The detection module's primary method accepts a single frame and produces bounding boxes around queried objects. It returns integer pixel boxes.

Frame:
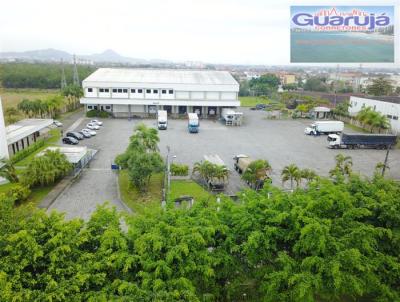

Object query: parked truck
[157,110,168,130]
[188,113,199,133]
[305,121,344,135]
[328,133,397,149]
[222,108,243,126]
[233,154,269,190]
[203,154,227,191]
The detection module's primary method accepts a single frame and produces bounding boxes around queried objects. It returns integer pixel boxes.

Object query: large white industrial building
[349,96,400,134]
[80,68,240,118]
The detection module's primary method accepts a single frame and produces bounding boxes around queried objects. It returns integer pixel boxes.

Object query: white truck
[222,108,243,126]
[157,110,168,130]
[188,113,199,133]
[304,121,344,135]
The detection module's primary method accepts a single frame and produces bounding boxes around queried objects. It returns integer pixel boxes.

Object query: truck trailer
[203,154,228,191]
[157,110,168,130]
[222,108,243,126]
[188,113,199,133]
[233,154,269,190]
[305,121,344,135]
[328,133,397,149]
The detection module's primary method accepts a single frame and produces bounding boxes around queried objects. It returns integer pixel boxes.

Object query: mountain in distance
[0,48,171,65]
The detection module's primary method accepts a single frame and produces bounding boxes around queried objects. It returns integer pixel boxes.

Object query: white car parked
[82,128,96,136]
[90,119,103,126]
[53,120,63,127]
[86,123,100,130]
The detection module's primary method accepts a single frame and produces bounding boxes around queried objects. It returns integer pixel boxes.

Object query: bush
[5,184,31,204]
[10,139,45,164]
[86,109,110,118]
[171,163,189,176]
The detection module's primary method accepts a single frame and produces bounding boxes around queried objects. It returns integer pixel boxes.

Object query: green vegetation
[169,180,212,201]
[239,96,271,107]
[242,159,271,190]
[0,63,95,89]
[170,163,189,176]
[356,106,390,133]
[192,160,229,186]
[0,157,19,183]
[249,73,280,96]
[304,76,329,92]
[20,149,72,188]
[367,77,394,96]
[118,170,162,214]
[1,165,400,301]
[0,88,59,110]
[86,109,110,118]
[116,124,164,193]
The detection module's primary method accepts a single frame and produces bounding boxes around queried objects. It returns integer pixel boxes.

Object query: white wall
[191,91,204,99]
[221,92,237,100]
[0,97,9,159]
[349,96,400,134]
[85,87,97,97]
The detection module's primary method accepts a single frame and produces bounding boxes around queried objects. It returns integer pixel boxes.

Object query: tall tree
[281,164,301,189]
[241,159,271,190]
[367,77,394,96]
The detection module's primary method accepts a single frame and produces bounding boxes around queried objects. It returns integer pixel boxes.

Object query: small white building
[6,119,54,156]
[349,96,400,134]
[80,68,240,118]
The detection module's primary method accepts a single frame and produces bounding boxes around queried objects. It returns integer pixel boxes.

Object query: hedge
[170,163,189,176]
[10,139,45,164]
[86,110,110,118]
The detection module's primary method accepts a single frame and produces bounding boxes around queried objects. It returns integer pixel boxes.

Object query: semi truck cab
[327,134,340,148]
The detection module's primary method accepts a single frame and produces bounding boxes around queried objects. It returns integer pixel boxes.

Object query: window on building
[88,105,93,110]
[146,89,151,94]
[123,89,128,93]
[153,89,158,94]
[106,106,111,110]
[131,89,136,93]
[162,89,167,94]
[88,88,93,92]
[138,89,143,93]
[168,89,173,94]
[387,115,393,119]
[112,89,117,93]
[99,88,104,93]
[393,116,399,120]
[118,89,122,93]
[104,88,109,92]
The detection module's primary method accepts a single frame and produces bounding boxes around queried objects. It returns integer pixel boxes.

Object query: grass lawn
[169,180,213,202]
[119,170,163,215]
[0,88,59,110]
[344,122,369,133]
[239,96,271,107]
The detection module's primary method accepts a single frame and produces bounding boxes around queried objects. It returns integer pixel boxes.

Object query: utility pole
[60,59,67,89]
[381,145,391,177]
[72,54,80,87]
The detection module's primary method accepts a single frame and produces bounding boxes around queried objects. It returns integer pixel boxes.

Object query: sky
[0,0,399,65]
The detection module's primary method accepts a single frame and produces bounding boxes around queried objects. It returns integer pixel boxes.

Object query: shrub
[5,184,31,204]
[86,109,110,118]
[171,163,189,176]
[21,150,72,188]
[10,139,45,164]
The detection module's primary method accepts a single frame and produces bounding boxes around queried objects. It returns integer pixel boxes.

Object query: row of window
[386,114,399,120]
[88,88,174,94]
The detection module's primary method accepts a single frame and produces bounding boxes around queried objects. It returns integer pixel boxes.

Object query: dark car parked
[62,137,79,145]
[66,131,84,140]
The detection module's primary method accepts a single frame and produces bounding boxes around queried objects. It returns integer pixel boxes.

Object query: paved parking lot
[49,108,400,218]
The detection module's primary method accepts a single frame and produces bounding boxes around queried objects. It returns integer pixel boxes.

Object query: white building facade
[80,68,240,118]
[349,96,400,134]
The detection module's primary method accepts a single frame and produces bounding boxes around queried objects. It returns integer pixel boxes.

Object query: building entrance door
[163,105,172,114]
[178,106,187,115]
[193,106,202,116]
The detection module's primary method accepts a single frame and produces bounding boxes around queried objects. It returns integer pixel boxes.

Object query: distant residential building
[80,68,240,118]
[280,74,296,85]
[349,96,400,134]
[244,71,261,80]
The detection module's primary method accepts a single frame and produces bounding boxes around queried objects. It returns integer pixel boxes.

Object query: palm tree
[0,157,19,183]
[130,123,160,152]
[300,168,318,187]
[213,165,229,183]
[281,164,301,189]
[333,154,353,176]
[242,159,271,189]
[17,99,34,117]
[192,161,214,183]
